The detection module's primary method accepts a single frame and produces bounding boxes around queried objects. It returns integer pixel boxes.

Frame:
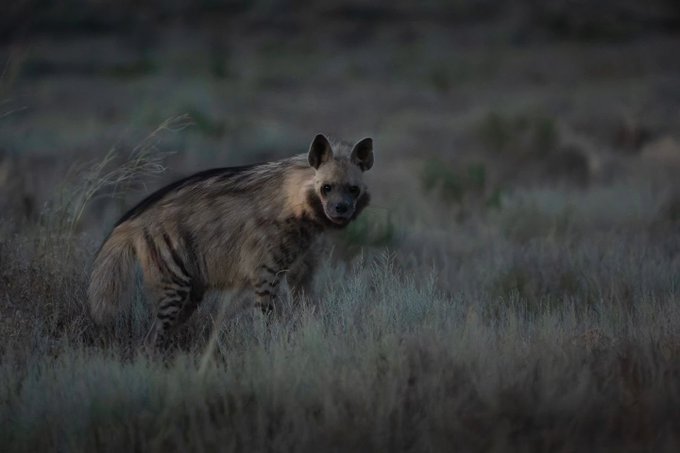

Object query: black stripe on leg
[158,301,182,313]
[157,311,178,321]
[161,275,189,289]
[260,264,278,275]
[254,279,278,288]
[178,223,203,285]
[164,288,189,299]
[162,232,191,278]
[160,296,186,306]
[143,228,163,269]
[259,304,274,316]
[144,229,190,285]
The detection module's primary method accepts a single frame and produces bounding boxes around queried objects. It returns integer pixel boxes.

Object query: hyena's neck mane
[229,153,370,230]
[218,156,345,231]
[114,153,365,231]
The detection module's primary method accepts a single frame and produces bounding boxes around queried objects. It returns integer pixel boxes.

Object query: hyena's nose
[335,202,349,214]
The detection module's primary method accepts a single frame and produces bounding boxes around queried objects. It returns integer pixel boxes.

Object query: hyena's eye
[321,184,332,195]
[349,186,360,196]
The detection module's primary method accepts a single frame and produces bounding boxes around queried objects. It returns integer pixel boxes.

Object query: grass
[2,155,679,450]
[2,240,680,452]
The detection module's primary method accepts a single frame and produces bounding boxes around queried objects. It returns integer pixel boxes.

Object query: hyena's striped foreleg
[286,250,317,303]
[251,233,317,314]
[251,263,284,315]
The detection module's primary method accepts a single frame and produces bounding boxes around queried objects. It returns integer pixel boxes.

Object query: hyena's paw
[254,298,288,326]
[143,320,176,354]
[257,302,275,316]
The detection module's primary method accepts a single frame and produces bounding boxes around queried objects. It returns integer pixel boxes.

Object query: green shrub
[340,208,395,248]
[420,159,497,209]
[477,111,559,158]
[429,64,451,94]
[421,158,464,203]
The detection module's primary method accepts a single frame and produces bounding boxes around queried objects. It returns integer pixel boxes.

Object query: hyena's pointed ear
[351,137,374,171]
[308,134,334,169]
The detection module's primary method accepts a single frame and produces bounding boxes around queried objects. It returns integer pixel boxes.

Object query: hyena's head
[307,134,373,228]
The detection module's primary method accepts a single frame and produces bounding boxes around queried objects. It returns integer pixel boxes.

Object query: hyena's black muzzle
[325,194,355,224]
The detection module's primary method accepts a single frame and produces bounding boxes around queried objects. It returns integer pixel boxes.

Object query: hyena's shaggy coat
[88,134,373,346]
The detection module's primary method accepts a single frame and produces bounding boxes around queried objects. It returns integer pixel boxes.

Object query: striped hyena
[88,134,373,347]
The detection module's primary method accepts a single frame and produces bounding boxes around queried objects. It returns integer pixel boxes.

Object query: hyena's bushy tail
[88,227,137,324]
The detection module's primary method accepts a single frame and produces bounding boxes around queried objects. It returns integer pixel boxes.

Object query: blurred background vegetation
[1,0,679,236]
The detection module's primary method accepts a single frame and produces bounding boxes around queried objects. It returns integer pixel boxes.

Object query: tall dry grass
[1,130,679,451]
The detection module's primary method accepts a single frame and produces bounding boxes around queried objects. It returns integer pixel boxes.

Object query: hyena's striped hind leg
[147,279,205,348]
[138,230,204,349]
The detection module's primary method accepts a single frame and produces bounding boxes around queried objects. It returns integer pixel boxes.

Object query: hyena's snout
[326,195,355,223]
[334,201,349,215]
